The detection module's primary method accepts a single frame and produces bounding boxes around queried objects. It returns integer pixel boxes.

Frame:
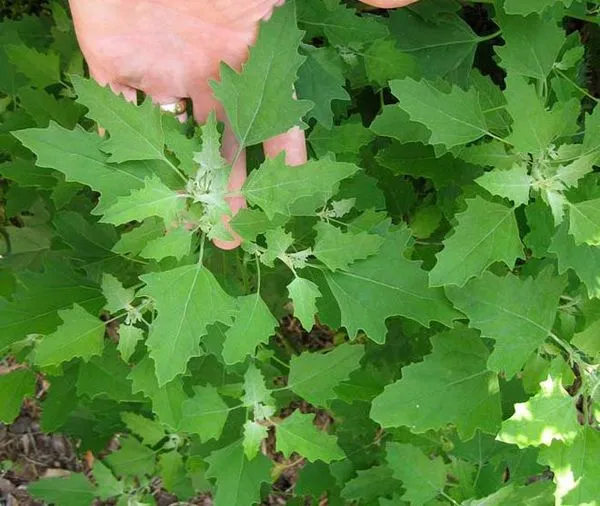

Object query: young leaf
[243,154,359,219]
[538,427,600,506]
[0,368,36,423]
[222,294,277,364]
[389,78,488,148]
[386,442,447,506]
[475,164,533,206]
[243,420,268,460]
[429,197,523,287]
[212,1,312,148]
[34,304,105,368]
[100,176,185,227]
[139,264,237,385]
[446,269,565,378]
[287,277,322,330]
[312,221,384,271]
[205,440,271,506]
[287,343,364,406]
[27,474,95,506]
[370,329,501,440]
[104,435,156,478]
[326,228,460,342]
[71,75,166,164]
[276,410,344,463]
[498,374,579,448]
[179,385,230,442]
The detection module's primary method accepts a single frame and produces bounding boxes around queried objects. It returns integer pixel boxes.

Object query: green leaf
[287,277,322,330]
[287,343,364,406]
[129,357,186,429]
[17,87,81,129]
[370,328,501,440]
[475,164,533,206]
[243,154,359,219]
[386,442,447,506]
[112,217,165,256]
[370,105,430,145]
[101,273,134,314]
[313,221,384,271]
[363,38,419,88]
[34,304,105,368]
[276,410,344,462]
[296,45,349,128]
[325,228,460,342]
[139,263,237,385]
[212,2,312,148]
[389,78,488,148]
[242,364,274,414]
[105,435,156,478]
[297,0,387,49]
[341,466,401,502]
[159,451,194,499]
[229,208,287,243]
[71,75,166,164]
[205,440,271,506]
[243,420,268,460]
[549,221,600,298]
[309,119,375,158]
[504,75,561,156]
[568,197,600,246]
[538,427,600,506]
[93,461,124,500]
[139,227,192,261]
[446,269,565,378]
[121,412,165,447]
[504,0,579,15]
[76,344,143,402]
[0,368,36,423]
[495,13,564,79]
[222,294,277,364]
[429,197,523,287]
[179,385,230,442]
[498,374,579,448]
[13,123,148,213]
[28,473,95,506]
[389,9,480,84]
[5,45,60,89]
[100,176,185,227]
[117,324,144,362]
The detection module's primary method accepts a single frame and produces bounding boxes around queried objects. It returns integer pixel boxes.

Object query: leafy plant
[1,0,600,505]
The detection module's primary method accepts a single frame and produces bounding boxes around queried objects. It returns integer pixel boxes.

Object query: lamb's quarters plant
[1,0,600,504]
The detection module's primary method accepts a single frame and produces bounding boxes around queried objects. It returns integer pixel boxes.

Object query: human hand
[68,0,417,248]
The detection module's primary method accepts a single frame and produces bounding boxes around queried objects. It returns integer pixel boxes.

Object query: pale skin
[68,0,418,248]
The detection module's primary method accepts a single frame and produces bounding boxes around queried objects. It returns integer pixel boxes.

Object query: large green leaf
[28,474,95,506]
[139,264,237,385]
[212,1,312,148]
[179,385,230,442]
[276,410,344,462]
[370,328,502,440]
[71,75,166,164]
[287,343,364,407]
[429,197,523,287]
[325,228,460,342]
[446,269,565,378]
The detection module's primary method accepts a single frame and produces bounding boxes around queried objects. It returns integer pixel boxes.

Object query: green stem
[553,68,600,104]
[478,29,502,42]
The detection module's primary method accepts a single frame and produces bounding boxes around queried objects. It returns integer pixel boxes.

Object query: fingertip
[263,126,307,166]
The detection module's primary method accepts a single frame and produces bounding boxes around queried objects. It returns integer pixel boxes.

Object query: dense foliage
[1,0,600,504]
